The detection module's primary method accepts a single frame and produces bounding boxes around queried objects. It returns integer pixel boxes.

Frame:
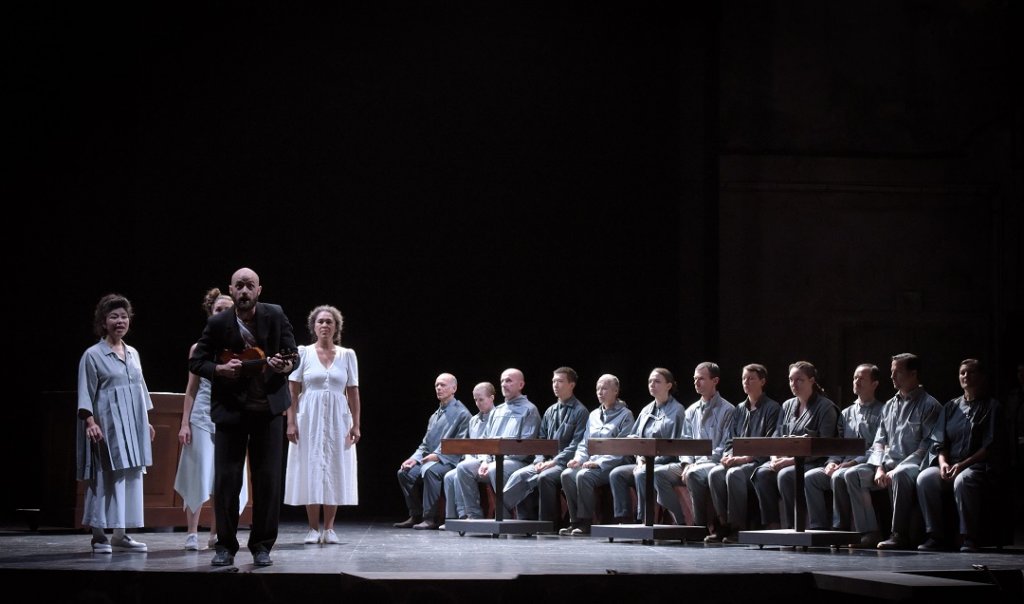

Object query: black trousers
[214,411,283,555]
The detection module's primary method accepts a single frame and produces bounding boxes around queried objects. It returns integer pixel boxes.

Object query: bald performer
[394,373,471,530]
[190,267,297,568]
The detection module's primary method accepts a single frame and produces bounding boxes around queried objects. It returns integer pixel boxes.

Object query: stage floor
[2,520,1022,603]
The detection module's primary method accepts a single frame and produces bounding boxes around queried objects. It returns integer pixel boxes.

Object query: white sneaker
[322,529,340,544]
[303,529,321,544]
[91,538,112,554]
[111,535,148,552]
[208,534,218,548]
[438,524,446,531]
[184,533,199,551]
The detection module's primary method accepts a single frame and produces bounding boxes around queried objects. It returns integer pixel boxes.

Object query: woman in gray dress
[77,293,155,553]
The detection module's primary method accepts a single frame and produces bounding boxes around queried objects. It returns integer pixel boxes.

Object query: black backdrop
[13,4,714,521]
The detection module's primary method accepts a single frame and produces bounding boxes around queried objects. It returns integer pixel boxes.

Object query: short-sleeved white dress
[284,345,359,506]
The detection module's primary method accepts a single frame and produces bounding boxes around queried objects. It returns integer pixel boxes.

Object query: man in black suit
[190,267,296,567]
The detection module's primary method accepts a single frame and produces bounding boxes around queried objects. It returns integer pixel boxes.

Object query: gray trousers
[751,463,797,527]
[503,463,566,521]
[609,464,640,520]
[455,457,527,519]
[653,462,688,525]
[682,462,717,527]
[708,461,758,529]
[443,468,460,519]
[397,460,455,519]
[805,466,855,530]
[846,462,918,534]
[561,464,617,523]
[917,465,986,538]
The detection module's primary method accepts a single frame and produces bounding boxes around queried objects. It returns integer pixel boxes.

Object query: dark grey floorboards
[1,520,1022,603]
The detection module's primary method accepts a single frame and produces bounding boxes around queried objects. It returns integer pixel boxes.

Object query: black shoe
[253,551,273,567]
[211,550,234,566]
[917,536,943,552]
[959,538,978,553]
[877,532,907,550]
[393,516,422,529]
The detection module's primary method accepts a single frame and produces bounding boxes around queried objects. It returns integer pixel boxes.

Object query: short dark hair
[553,366,578,384]
[743,364,768,380]
[856,363,881,382]
[695,361,720,379]
[93,293,133,337]
[959,358,984,373]
[892,353,921,374]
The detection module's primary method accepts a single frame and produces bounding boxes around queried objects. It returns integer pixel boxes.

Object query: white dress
[284,345,359,506]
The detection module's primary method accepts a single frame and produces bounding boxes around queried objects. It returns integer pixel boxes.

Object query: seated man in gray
[454,368,541,519]
[845,353,942,549]
[655,362,734,527]
[704,364,780,542]
[394,373,471,529]
[805,363,883,531]
[504,367,589,524]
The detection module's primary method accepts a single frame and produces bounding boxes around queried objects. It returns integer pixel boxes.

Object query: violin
[218,346,298,377]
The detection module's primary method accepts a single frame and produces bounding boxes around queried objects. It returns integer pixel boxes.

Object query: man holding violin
[190,267,297,567]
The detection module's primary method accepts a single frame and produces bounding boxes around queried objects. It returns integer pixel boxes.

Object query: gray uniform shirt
[724,395,781,464]
[940,396,1000,466]
[774,393,839,465]
[573,401,635,470]
[533,396,589,465]
[828,400,883,465]
[411,398,471,466]
[483,394,542,462]
[630,396,687,464]
[868,386,943,471]
[680,393,735,464]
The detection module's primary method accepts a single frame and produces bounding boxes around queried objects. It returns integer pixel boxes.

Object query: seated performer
[804,363,883,532]
[503,367,588,524]
[560,374,635,535]
[441,382,495,529]
[608,368,686,523]
[703,364,780,543]
[394,373,471,529]
[454,368,541,519]
[917,358,1001,552]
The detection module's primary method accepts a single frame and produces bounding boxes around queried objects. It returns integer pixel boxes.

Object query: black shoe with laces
[253,551,273,567]
[211,550,234,566]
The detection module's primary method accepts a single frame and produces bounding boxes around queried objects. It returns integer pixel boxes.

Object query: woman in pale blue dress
[173,288,248,551]
[77,294,154,553]
[285,305,361,545]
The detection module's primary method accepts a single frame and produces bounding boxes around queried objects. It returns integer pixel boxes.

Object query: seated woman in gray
[917,358,1001,552]
[751,361,838,529]
[560,374,635,535]
[608,368,686,523]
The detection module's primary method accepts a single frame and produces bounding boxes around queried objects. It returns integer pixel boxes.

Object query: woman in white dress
[173,288,248,550]
[285,305,361,544]
[77,293,154,553]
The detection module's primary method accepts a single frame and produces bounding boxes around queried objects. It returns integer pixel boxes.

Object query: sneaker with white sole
[91,538,112,554]
[208,534,218,548]
[111,535,148,552]
[303,529,321,544]
[184,533,199,551]
[322,529,340,544]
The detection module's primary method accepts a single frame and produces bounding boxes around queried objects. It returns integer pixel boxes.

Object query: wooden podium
[589,438,711,544]
[441,438,558,537]
[732,437,865,548]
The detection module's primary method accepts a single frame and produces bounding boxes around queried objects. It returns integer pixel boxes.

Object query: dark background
[8,1,1021,524]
